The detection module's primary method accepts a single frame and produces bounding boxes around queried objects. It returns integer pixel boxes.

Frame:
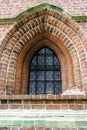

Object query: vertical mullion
[53,53,55,94]
[44,48,46,94]
[59,65,62,93]
[36,55,38,94]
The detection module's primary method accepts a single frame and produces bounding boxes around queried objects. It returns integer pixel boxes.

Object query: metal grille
[29,47,62,94]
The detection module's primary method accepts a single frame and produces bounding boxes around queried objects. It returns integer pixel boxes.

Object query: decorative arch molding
[15,34,74,94]
[0,4,87,95]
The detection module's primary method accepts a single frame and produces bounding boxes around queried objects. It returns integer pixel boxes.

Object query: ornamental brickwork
[0,1,87,129]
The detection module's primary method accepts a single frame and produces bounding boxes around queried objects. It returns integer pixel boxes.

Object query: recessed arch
[0,5,87,94]
[15,33,74,94]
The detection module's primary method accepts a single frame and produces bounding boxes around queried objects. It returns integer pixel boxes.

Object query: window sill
[0,94,86,100]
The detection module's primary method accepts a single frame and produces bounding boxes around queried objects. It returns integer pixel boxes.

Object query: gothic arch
[0,5,87,94]
[15,34,74,94]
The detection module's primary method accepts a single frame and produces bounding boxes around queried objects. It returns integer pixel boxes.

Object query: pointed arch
[0,5,87,94]
[15,34,74,94]
[28,46,62,95]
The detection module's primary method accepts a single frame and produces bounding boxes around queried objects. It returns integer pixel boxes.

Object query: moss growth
[0,3,87,23]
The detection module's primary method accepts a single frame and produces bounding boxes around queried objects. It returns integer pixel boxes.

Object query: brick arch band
[0,7,87,95]
[16,34,74,94]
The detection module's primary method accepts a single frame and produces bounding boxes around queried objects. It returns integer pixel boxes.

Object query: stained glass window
[29,47,62,94]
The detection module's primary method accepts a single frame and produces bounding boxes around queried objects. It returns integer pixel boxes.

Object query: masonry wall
[1,0,87,43]
[1,0,87,18]
[0,0,87,129]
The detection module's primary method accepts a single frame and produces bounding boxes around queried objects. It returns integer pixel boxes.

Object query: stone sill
[0,94,86,100]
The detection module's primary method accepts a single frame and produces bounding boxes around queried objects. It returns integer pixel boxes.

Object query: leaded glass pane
[38,56,44,65]
[54,71,61,80]
[46,56,53,65]
[38,48,45,54]
[46,82,53,94]
[46,48,52,53]
[54,56,59,65]
[31,56,37,65]
[46,71,53,80]
[37,81,44,94]
[30,72,36,80]
[29,47,62,95]
[37,71,45,80]
[54,82,62,94]
[29,82,36,94]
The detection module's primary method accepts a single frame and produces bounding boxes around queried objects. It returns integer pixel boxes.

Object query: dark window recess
[29,47,62,94]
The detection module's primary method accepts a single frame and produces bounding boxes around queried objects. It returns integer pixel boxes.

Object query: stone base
[0,110,87,127]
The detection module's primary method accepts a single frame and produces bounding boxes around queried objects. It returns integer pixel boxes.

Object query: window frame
[29,47,62,95]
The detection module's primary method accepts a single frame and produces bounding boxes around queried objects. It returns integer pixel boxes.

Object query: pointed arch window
[29,47,62,94]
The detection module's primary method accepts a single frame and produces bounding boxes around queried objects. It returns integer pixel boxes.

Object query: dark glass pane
[37,71,45,80]
[54,56,59,65]
[46,71,53,80]
[46,48,52,53]
[37,81,44,94]
[46,56,53,65]
[31,65,36,70]
[46,65,53,70]
[54,82,62,94]
[31,56,37,65]
[54,65,60,70]
[54,71,61,80]
[30,72,36,80]
[38,48,45,54]
[46,82,53,94]
[38,56,44,65]
[37,65,44,70]
[29,47,62,95]
[29,82,36,94]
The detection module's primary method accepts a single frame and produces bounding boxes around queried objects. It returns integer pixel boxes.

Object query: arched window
[29,47,62,95]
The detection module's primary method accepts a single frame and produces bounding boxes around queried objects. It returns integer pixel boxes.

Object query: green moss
[0,3,87,24]
[72,16,87,21]
[0,120,87,127]
[22,121,34,126]
[0,120,11,126]
[46,121,57,127]
[75,121,87,126]
[35,120,46,126]
[11,120,21,126]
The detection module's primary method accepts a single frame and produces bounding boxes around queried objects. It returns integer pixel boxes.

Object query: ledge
[0,110,87,127]
[0,3,87,23]
[0,94,86,100]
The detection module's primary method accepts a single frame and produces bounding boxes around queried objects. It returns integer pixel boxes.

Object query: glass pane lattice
[29,47,62,94]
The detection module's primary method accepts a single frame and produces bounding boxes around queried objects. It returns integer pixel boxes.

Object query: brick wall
[0,127,86,130]
[0,7,87,95]
[0,95,86,110]
[0,1,87,128]
[0,0,87,19]
[1,0,87,43]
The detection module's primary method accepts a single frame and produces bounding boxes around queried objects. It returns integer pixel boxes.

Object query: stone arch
[0,5,87,94]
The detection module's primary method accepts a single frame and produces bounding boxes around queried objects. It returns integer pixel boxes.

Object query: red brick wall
[0,127,86,130]
[0,1,87,43]
[0,8,87,95]
[0,1,87,112]
[0,0,87,18]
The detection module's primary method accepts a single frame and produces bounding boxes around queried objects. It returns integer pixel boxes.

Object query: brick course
[0,127,86,130]
[0,95,86,110]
